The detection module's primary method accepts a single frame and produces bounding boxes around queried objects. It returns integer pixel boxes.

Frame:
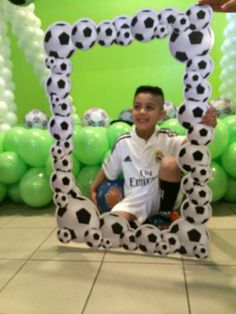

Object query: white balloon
[5,112,17,126]
[0,67,12,81]
[7,103,17,112]
[0,101,8,114]
[0,123,11,132]
[0,78,6,93]
[2,90,15,104]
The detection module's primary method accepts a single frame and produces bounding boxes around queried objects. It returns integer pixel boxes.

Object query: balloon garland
[44,4,214,259]
[219,13,236,113]
[0,0,49,131]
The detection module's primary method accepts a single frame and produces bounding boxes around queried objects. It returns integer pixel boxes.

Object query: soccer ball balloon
[186,4,213,31]
[120,229,138,251]
[158,8,179,33]
[135,224,161,253]
[114,15,134,46]
[72,19,97,50]
[7,0,34,6]
[48,116,74,141]
[184,79,212,102]
[169,27,214,63]
[45,74,71,99]
[44,22,75,59]
[131,9,158,42]
[172,13,190,33]
[24,109,48,129]
[97,20,117,47]
[180,199,212,224]
[187,123,214,145]
[83,108,110,127]
[186,55,214,79]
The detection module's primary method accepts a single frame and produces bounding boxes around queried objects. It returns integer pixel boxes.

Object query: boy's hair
[134,85,165,107]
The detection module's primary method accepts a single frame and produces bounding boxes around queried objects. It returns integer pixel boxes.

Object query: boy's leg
[158,156,181,217]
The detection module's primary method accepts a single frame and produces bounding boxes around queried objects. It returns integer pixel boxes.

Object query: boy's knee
[159,156,181,181]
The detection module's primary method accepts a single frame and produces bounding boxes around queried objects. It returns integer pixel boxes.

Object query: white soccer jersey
[103,127,185,223]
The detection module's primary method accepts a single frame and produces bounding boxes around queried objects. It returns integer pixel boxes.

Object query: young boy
[90,85,217,228]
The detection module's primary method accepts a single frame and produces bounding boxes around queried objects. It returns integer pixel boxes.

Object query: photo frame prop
[44,4,215,259]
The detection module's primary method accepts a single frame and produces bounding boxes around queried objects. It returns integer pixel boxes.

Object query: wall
[8,0,227,122]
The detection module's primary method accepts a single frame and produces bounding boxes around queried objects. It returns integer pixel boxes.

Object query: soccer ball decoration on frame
[44,4,215,259]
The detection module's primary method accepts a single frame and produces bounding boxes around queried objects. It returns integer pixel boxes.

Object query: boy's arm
[89,167,108,206]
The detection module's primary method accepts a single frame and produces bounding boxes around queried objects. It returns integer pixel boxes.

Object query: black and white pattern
[44,4,214,259]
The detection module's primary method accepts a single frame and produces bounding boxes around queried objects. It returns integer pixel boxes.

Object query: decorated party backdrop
[7,0,226,121]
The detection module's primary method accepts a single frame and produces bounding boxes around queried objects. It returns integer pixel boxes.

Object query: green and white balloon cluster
[43,4,215,259]
[220,13,236,112]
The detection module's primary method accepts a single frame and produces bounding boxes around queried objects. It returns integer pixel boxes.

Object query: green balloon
[208,119,229,159]
[223,115,236,144]
[223,176,236,203]
[3,126,27,154]
[0,131,6,153]
[107,122,131,148]
[19,167,53,207]
[74,127,109,165]
[8,183,24,204]
[208,161,228,202]
[158,118,186,135]
[0,152,27,184]
[45,153,80,177]
[18,129,53,167]
[0,183,7,203]
[76,165,100,197]
[220,143,236,178]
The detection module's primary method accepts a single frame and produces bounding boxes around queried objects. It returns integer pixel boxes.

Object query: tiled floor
[0,201,236,314]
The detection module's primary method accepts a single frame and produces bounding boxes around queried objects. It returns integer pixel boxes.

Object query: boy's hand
[201,106,217,128]
[198,0,236,12]
[90,189,98,206]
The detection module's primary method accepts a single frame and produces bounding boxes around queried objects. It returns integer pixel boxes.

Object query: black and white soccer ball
[170,218,210,256]
[56,139,74,155]
[186,55,214,78]
[44,22,75,59]
[100,213,130,248]
[50,94,62,107]
[193,243,209,259]
[131,8,158,42]
[24,109,48,129]
[114,15,134,46]
[51,145,64,161]
[187,123,214,145]
[184,79,212,102]
[45,74,71,99]
[156,241,170,255]
[49,116,74,141]
[181,173,195,194]
[160,230,180,254]
[51,58,72,76]
[84,228,103,248]
[190,165,212,184]
[186,183,212,206]
[180,199,212,224]
[53,155,73,172]
[101,237,112,249]
[177,100,210,130]
[71,18,97,50]
[177,143,211,172]
[183,70,203,87]
[53,192,69,208]
[120,229,138,251]
[50,171,76,193]
[186,4,213,31]
[135,224,161,253]
[154,24,169,39]
[50,98,72,117]
[57,228,72,244]
[172,12,190,33]
[56,194,100,243]
[158,7,179,33]
[169,27,214,63]
[45,56,56,69]
[97,20,117,47]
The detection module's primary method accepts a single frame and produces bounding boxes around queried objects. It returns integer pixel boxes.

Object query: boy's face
[132,92,165,132]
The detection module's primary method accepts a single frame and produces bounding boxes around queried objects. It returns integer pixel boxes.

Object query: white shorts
[111,188,183,225]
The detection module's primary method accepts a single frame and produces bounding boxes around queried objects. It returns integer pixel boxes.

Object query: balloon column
[0,0,49,131]
[219,13,236,113]
[44,4,214,259]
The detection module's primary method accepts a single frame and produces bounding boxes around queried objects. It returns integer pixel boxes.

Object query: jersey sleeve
[102,141,122,180]
[157,129,186,157]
